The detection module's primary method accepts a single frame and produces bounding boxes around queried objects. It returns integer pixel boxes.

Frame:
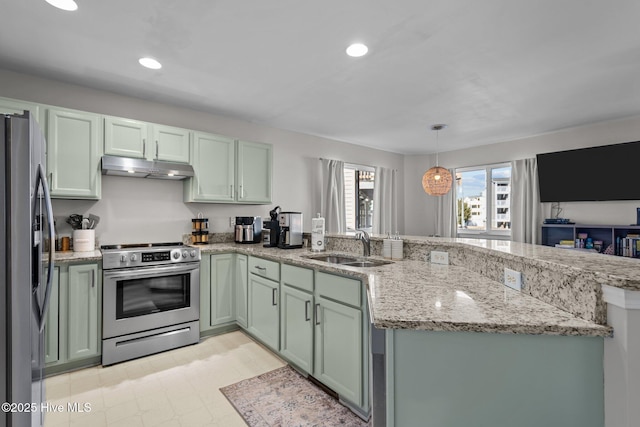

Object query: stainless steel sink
[304,254,393,268]
[341,260,393,267]
[305,255,359,264]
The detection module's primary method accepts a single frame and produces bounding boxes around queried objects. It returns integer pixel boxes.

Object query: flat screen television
[536,141,640,202]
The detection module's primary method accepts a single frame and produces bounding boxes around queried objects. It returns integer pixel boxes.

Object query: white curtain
[320,159,346,233]
[511,158,541,244]
[373,166,397,235]
[434,168,457,237]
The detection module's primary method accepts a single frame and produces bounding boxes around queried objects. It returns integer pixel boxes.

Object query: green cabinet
[236,140,272,204]
[67,263,100,360]
[247,257,280,351]
[184,135,272,204]
[185,131,236,202]
[44,267,59,364]
[210,254,235,325]
[313,271,367,410]
[46,108,102,199]
[45,261,101,374]
[235,254,248,328]
[104,116,190,163]
[280,264,314,373]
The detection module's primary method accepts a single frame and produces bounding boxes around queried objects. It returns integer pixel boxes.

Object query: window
[344,164,375,232]
[455,163,511,238]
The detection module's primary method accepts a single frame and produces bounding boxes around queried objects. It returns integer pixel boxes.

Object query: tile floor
[44,331,286,427]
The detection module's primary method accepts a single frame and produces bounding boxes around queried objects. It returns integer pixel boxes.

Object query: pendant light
[422,124,453,196]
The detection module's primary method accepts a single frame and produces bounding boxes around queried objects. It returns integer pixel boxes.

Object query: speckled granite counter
[52,250,102,263]
[196,243,610,337]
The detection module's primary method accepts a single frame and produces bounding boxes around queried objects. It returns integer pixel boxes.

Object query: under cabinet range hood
[101,155,194,180]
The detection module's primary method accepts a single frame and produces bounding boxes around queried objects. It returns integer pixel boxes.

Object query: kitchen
[3,1,640,427]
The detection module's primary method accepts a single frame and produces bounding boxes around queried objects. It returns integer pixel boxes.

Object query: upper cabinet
[46,108,102,199]
[237,140,273,204]
[185,133,272,204]
[104,116,190,163]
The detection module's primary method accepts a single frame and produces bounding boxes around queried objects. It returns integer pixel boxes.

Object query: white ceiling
[2,0,640,154]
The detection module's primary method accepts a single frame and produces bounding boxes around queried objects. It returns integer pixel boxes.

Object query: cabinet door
[210,254,235,326]
[184,132,235,202]
[280,284,313,373]
[104,116,147,158]
[237,140,272,203]
[44,267,59,364]
[153,124,190,163]
[247,274,279,350]
[0,97,43,125]
[67,263,100,361]
[47,108,102,199]
[235,254,248,328]
[314,296,362,405]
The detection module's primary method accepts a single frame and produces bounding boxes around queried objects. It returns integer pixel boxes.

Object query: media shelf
[541,223,640,257]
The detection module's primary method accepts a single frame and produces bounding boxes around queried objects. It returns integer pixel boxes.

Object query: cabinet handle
[143,138,146,157]
[230,184,233,197]
[155,140,159,159]
[315,303,321,325]
[240,185,244,199]
[91,269,95,288]
[49,173,53,188]
[305,300,311,321]
[272,288,277,306]
[254,265,266,271]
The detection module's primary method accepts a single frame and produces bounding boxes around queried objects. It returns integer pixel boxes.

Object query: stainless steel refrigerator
[1,112,55,427]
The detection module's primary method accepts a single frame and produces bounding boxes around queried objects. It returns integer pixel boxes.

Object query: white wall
[0,68,404,245]
[405,116,640,236]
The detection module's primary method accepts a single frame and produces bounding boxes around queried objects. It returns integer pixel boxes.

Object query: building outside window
[344,164,374,232]
[456,163,511,238]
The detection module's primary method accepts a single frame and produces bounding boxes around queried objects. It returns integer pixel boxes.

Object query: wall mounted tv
[536,141,640,202]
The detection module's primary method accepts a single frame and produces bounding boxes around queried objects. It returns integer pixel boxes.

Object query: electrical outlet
[431,251,449,265]
[229,217,235,227]
[504,268,522,291]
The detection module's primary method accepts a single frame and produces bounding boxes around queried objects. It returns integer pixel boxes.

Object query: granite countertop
[52,250,103,263]
[196,243,611,337]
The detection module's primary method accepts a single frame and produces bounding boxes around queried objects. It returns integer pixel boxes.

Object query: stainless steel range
[101,242,200,366]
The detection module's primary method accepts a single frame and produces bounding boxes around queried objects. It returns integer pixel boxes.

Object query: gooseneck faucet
[356,229,371,257]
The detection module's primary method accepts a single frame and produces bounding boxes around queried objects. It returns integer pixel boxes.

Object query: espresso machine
[235,216,263,244]
[278,212,303,249]
[263,206,281,247]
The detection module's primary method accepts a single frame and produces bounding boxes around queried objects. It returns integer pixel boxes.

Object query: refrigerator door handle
[33,163,55,333]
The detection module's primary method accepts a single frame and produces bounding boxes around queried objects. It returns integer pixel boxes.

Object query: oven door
[103,262,200,339]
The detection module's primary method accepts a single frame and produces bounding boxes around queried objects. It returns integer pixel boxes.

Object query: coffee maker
[278,212,303,249]
[263,206,281,247]
[235,216,263,244]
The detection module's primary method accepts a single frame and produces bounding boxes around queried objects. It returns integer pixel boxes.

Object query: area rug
[220,365,370,426]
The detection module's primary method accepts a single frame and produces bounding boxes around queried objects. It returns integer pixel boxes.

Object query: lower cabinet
[314,295,363,405]
[235,254,248,328]
[247,274,280,351]
[45,261,101,373]
[280,284,314,373]
[210,254,235,325]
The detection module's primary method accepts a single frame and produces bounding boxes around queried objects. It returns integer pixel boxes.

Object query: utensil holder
[383,239,393,259]
[73,229,95,252]
[391,239,403,260]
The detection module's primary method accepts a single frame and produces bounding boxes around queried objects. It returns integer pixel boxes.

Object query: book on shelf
[617,236,640,257]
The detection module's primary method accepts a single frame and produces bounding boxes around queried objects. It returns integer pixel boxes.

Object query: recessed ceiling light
[45,0,78,11]
[346,43,368,57]
[138,57,162,70]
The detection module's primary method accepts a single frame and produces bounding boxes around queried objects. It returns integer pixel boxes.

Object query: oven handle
[104,263,199,281]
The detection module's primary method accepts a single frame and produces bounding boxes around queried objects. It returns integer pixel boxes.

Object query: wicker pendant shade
[422,166,452,195]
[422,124,452,196]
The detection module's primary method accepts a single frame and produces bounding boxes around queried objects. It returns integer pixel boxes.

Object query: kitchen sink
[304,254,393,268]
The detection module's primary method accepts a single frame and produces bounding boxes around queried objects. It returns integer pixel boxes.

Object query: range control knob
[172,251,180,260]
[182,251,188,258]
[120,254,127,262]
[130,254,137,262]
[190,250,196,258]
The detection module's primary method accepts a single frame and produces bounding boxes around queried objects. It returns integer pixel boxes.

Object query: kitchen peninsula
[55,233,633,426]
